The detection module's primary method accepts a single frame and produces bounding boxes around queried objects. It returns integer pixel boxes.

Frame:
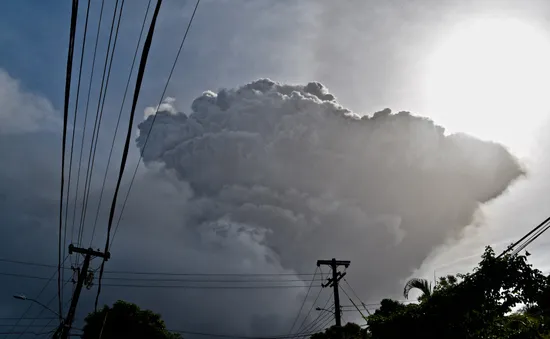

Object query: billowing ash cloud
[136,79,522,326]
[0,69,59,134]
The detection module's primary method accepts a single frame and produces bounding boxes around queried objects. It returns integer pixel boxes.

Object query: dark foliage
[366,247,550,339]
[81,300,181,339]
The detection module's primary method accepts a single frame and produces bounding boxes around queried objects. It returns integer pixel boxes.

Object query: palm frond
[403,278,432,299]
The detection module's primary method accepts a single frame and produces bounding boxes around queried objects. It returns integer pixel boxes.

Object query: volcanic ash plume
[137,79,522,298]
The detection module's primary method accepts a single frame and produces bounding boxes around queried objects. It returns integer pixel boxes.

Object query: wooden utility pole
[54,245,110,339]
[317,258,350,327]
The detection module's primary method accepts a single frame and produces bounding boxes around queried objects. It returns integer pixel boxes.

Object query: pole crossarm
[68,244,110,260]
[55,245,110,339]
[316,258,350,328]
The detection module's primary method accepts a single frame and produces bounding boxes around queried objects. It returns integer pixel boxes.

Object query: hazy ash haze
[2,0,550,337]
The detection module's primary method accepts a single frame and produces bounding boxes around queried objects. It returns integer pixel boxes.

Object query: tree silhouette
[311,323,370,339]
[81,300,181,339]
[366,247,550,339]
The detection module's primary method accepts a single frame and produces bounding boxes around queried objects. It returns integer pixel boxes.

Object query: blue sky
[3,0,550,337]
[0,1,72,109]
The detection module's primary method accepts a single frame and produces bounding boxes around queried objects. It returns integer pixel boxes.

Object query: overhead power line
[0,270,323,284]
[0,332,56,336]
[110,0,202,247]
[498,215,550,258]
[166,328,326,339]
[98,276,322,283]
[0,269,324,289]
[0,270,326,290]
[94,0,169,310]
[5,257,67,339]
[80,0,125,246]
[308,311,335,334]
[91,0,153,249]
[0,318,59,321]
[300,310,333,335]
[295,288,324,333]
[342,279,361,302]
[342,309,369,313]
[14,281,71,339]
[101,283,324,290]
[511,218,550,256]
[0,325,61,328]
[430,215,550,299]
[297,292,334,336]
[100,276,322,283]
[70,0,106,261]
[99,270,317,277]
[295,268,325,333]
[0,259,62,269]
[59,0,80,324]
[288,267,319,334]
[34,297,73,339]
[62,0,92,313]
[0,272,70,281]
[0,257,317,277]
[342,279,371,315]
[339,285,367,319]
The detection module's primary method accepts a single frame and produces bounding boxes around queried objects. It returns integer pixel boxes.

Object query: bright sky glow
[423,17,550,158]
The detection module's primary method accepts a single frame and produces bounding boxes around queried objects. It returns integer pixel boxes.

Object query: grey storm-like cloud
[135,79,523,304]
[0,78,525,338]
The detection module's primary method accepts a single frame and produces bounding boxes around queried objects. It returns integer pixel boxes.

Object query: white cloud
[144,96,179,118]
[0,69,58,134]
[135,78,523,306]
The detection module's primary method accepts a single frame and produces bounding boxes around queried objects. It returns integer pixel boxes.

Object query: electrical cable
[99,270,316,277]
[511,219,550,256]
[498,216,550,258]
[300,310,333,335]
[165,329,325,339]
[110,0,202,248]
[341,309,368,313]
[85,0,129,246]
[342,279,361,303]
[287,267,319,334]
[62,0,91,313]
[70,0,105,250]
[100,283,324,290]
[339,285,366,319]
[6,256,68,339]
[101,276,322,283]
[0,259,60,269]
[342,279,371,315]
[78,0,123,246]
[315,313,336,332]
[94,0,165,311]
[0,325,58,328]
[58,0,79,324]
[14,281,71,339]
[0,257,317,276]
[295,284,324,333]
[99,275,322,282]
[296,293,333,336]
[89,0,152,248]
[0,272,70,281]
[440,215,550,294]
[309,311,335,334]
[0,332,55,336]
[34,297,73,339]
[0,318,58,321]
[0,270,323,284]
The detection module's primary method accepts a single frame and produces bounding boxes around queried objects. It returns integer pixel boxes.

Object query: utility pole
[317,258,350,327]
[54,245,110,339]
